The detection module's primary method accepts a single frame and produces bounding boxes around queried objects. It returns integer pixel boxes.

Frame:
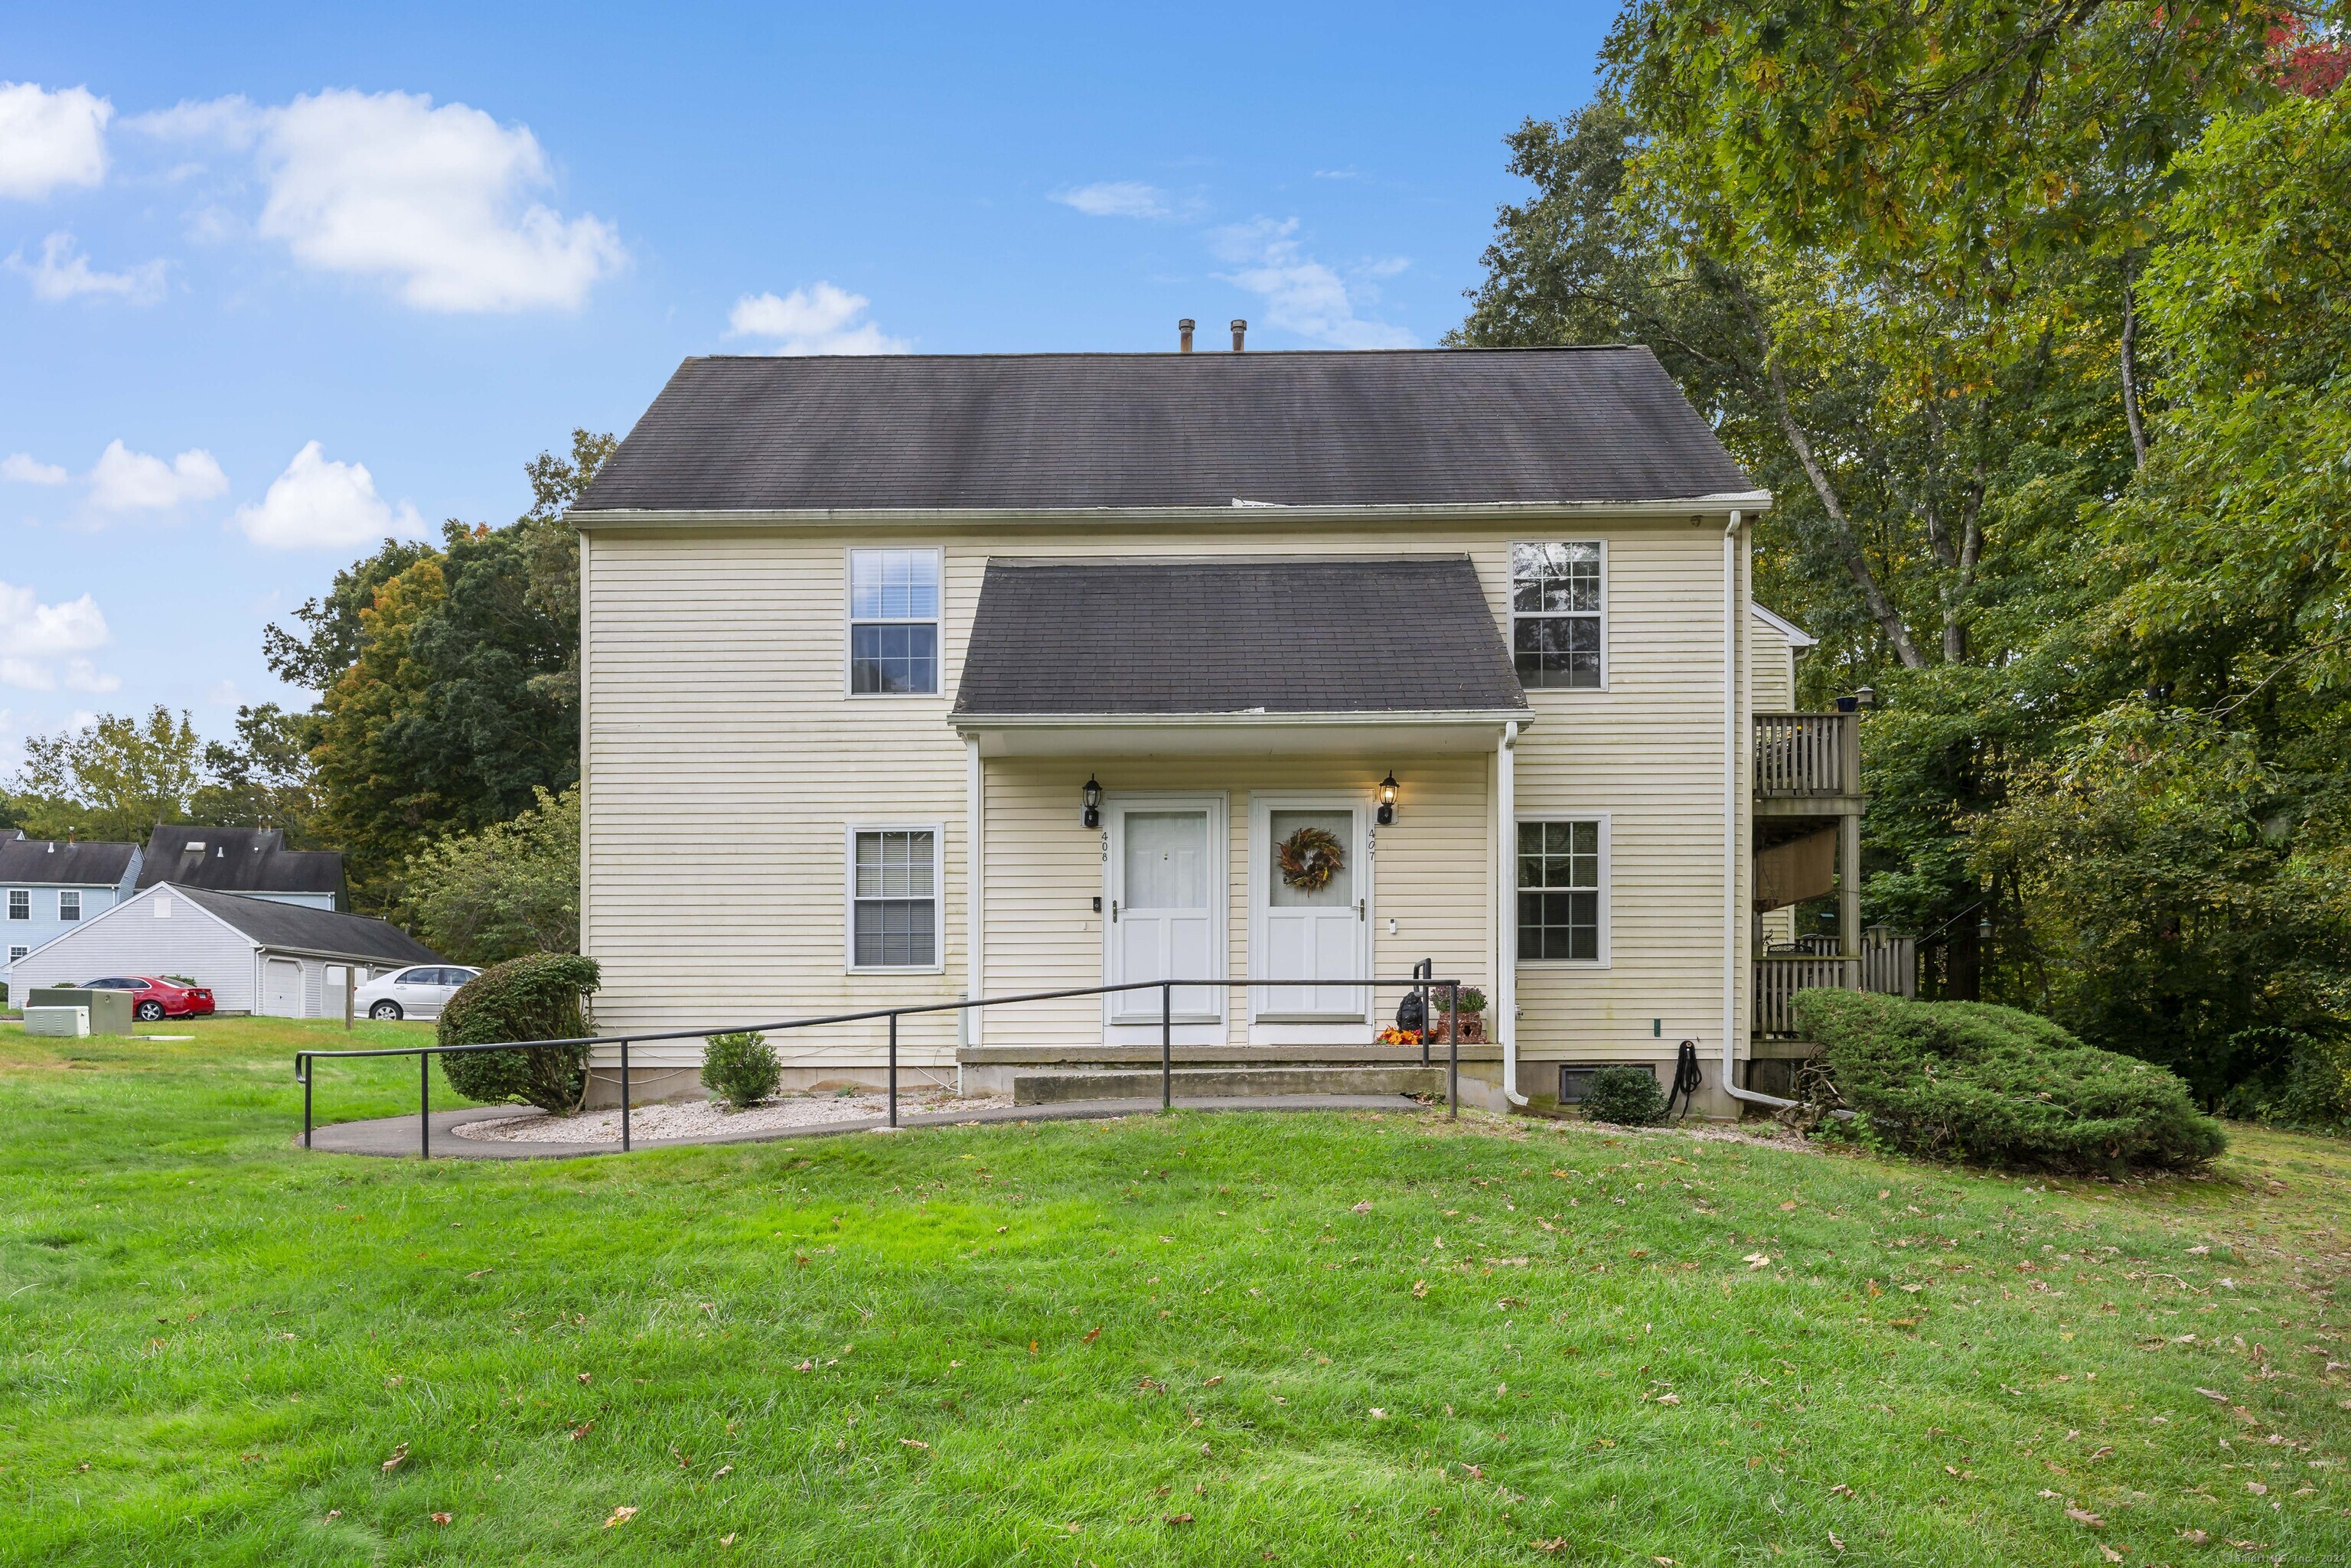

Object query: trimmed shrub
[702,1031,780,1110]
[1791,989,2225,1172]
[1582,1064,1668,1126]
[437,954,602,1114]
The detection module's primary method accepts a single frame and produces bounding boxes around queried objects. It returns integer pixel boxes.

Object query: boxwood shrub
[701,1031,779,1110]
[1582,1064,1669,1126]
[1791,989,2225,1172]
[437,954,602,1114]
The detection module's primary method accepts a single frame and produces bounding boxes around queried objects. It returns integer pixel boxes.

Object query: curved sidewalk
[302,1094,1436,1159]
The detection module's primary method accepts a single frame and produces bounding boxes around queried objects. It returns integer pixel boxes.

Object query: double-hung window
[59,890,80,921]
[5,890,24,921]
[849,828,940,970]
[1510,542,1603,689]
[1518,820,1605,962]
[848,548,941,695]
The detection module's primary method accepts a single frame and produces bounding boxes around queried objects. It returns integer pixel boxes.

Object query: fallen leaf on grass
[2179,1529,2209,1544]
[430,1512,452,1526]
[1082,1327,1101,1344]
[1164,1512,1195,1526]
[1368,1408,1389,1420]
[2066,1508,2105,1527]
[2097,1547,2121,1563]
[1413,1280,1430,1299]
[382,1443,409,1472]
[576,1372,591,1384]
[1744,1252,1771,1270]
[2196,1387,2232,1402]
[900,1439,930,1450]
[2247,1481,2268,1495]
[1828,1531,1845,1553]
[569,1423,594,1442]
[603,1507,637,1528]
[720,1533,737,1547]
[1352,1201,1373,1214]
[1202,1375,1222,1387]
[324,1510,341,1521]
[713,1464,732,1478]
[1655,1394,1681,1406]
[1531,1539,1569,1553]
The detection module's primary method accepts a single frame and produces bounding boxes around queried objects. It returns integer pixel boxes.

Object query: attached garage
[11,882,442,1016]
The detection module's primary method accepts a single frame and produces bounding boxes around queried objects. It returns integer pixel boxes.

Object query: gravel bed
[452,1090,1011,1144]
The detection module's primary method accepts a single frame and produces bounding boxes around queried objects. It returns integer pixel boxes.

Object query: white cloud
[233,441,426,549]
[726,283,908,355]
[62,658,119,694]
[87,439,229,513]
[139,88,624,311]
[0,83,111,199]
[2,454,67,484]
[0,579,109,693]
[8,231,166,305]
[1053,180,1171,219]
[1210,217,1415,350]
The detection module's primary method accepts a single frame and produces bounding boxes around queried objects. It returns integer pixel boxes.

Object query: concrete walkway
[302,1094,1437,1160]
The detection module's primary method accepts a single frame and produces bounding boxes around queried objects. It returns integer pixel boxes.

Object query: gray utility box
[28,986,132,1035]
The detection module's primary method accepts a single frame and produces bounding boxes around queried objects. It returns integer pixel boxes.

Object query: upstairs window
[1511,542,1603,689]
[849,827,940,970]
[6,890,24,921]
[848,548,941,695]
[59,890,80,921]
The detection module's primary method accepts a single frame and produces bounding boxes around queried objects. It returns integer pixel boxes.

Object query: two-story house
[136,826,347,911]
[0,832,142,987]
[569,342,1874,1117]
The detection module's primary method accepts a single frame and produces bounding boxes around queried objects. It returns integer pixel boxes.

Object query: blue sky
[2,2,1609,764]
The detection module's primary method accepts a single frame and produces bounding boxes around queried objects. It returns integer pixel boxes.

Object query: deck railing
[1754,711,1859,797]
[1753,931,1917,1036]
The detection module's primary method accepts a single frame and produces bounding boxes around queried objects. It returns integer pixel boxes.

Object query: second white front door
[1250,796,1371,1038]
[1104,797,1226,1030]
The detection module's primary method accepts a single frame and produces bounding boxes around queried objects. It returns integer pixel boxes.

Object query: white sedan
[354,965,481,1022]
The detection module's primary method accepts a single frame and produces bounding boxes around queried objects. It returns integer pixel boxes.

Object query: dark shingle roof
[954,556,1530,717]
[573,347,1754,513]
[139,826,344,900]
[0,834,135,885]
[174,886,441,966]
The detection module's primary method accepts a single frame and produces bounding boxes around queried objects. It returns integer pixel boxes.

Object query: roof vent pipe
[1178,318,1195,353]
[1231,318,1247,351]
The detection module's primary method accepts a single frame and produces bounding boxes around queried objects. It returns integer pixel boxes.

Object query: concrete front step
[1012,1064,1443,1106]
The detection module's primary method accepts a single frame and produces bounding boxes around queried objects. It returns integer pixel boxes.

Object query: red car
[80,974,217,1022]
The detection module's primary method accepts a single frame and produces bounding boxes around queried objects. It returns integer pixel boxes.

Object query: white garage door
[263,957,304,1018]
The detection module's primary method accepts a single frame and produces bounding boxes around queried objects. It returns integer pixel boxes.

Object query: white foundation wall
[581,515,1754,1080]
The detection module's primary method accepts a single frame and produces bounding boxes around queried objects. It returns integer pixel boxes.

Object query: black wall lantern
[1377,771,1400,826]
[1081,775,1103,829]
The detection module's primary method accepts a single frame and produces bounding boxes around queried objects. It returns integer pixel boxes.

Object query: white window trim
[5,889,26,921]
[58,889,80,921]
[1508,538,1608,693]
[1513,811,1611,969]
[843,820,948,974]
[6,946,24,963]
[843,545,947,699]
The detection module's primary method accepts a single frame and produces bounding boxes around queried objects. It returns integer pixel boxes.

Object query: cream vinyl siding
[581,515,1751,1068]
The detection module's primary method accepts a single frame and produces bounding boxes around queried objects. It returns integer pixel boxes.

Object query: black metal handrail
[295,972,1467,1157]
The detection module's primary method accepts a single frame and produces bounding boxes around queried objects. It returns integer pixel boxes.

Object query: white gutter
[1498,719,1528,1107]
[569,492,1776,532]
[1722,508,1799,1113]
[953,708,1534,734]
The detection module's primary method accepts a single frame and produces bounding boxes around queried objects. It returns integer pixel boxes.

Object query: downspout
[1498,720,1528,1106]
[1723,508,1800,1113]
[964,736,984,1076]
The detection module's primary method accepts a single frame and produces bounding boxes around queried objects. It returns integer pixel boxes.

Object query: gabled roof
[954,556,1531,719]
[171,885,441,966]
[0,833,136,886]
[1750,603,1818,650]
[572,347,1757,514]
[139,825,344,899]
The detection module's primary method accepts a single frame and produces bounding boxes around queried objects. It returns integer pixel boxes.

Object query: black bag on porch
[1394,991,1428,1036]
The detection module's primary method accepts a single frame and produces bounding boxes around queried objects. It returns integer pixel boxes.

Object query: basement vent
[1556,1061,1658,1104]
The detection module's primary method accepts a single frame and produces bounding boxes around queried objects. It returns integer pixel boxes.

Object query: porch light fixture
[1081,775,1103,829]
[1377,771,1400,826]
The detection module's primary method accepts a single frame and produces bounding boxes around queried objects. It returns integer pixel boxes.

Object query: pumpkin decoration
[1276,825,1346,893]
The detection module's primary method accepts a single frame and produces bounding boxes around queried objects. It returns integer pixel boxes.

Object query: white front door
[1105,797,1224,1029]
[1250,797,1371,1038]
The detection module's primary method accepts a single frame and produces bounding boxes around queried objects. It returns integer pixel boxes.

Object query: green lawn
[5,1018,2351,1564]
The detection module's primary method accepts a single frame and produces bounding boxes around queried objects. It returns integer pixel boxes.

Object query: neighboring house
[137,826,347,911]
[11,882,440,1017]
[0,832,142,990]
[569,344,1879,1113]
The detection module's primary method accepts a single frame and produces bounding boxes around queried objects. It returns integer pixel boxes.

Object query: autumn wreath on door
[1275,824,1346,893]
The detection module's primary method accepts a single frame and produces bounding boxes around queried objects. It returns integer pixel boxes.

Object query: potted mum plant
[1435,986,1487,1044]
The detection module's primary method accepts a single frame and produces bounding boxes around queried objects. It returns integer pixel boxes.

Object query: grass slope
[4,1019,2351,1564]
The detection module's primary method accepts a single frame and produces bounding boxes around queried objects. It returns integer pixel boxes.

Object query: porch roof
[952,555,1529,754]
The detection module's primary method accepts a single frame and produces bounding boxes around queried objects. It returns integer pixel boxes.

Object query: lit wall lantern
[1081,774,1103,829]
[1377,771,1400,826]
